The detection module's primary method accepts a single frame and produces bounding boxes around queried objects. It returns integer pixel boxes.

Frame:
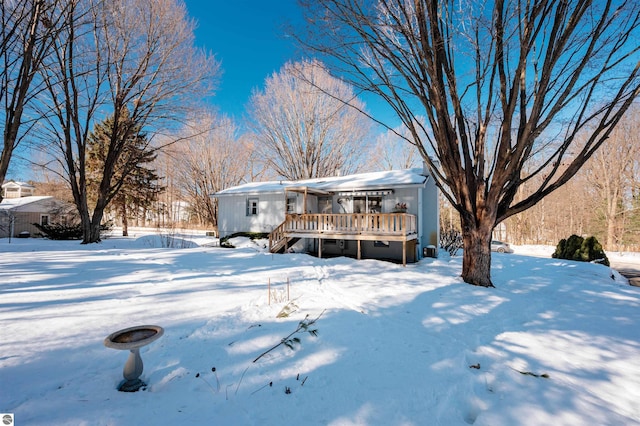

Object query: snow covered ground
[1,233,639,425]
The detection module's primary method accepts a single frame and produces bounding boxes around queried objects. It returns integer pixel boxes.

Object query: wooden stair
[269,220,298,253]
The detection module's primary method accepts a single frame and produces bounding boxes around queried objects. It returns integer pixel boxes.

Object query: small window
[286,197,296,214]
[40,214,50,226]
[246,198,259,216]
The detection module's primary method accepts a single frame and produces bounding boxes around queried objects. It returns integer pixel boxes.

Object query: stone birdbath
[104,325,164,392]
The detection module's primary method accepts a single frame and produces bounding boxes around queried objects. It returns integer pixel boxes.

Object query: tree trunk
[121,201,129,237]
[461,217,495,288]
[0,147,12,204]
[77,197,93,245]
[606,212,616,250]
[604,187,619,250]
[82,200,106,244]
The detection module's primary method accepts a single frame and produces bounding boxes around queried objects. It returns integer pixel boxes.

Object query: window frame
[286,196,296,214]
[246,198,259,216]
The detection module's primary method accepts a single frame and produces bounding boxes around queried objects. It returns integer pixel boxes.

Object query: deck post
[318,238,322,259]
[357,239,361,260]
[402,240,407,267]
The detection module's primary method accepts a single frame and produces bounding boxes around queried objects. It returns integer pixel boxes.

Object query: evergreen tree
[86,109,163,236]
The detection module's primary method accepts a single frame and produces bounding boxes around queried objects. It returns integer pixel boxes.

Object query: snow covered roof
[0,196,54,211]
[215,168,429,196]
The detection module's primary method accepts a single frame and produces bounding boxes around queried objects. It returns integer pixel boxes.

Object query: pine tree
[86,109,163,236]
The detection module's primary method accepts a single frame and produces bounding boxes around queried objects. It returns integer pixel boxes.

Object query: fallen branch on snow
[253,310,325,363]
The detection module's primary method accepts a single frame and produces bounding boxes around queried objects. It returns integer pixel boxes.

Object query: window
[354,196,382,213]
[368,196,382,213]
[318,197,332,214]
[286,197,296,214]
[40,214,50,226]
[246,198,259,216]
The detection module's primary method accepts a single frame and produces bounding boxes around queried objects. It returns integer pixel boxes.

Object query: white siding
[217,193,286,237]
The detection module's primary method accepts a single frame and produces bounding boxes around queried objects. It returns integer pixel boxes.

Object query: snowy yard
[1,234,639,425]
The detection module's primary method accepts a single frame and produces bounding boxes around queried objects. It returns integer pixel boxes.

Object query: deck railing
[269,213,417,252]
[286,213,416,235]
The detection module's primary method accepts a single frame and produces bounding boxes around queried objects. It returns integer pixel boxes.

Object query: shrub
[33,223,83,240]
[440,228,463,256]
[552,234,609,266]
[33,222,112,240]
[581,236,610,266]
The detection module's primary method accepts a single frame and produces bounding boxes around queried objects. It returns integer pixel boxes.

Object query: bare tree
[38,0,218,243]
[503,110,640,250]
[300,0,640,286]
[364,125,421,171]
[582,112,640,249]
[248,59,371,180]
[166,113,253,228]
[504,165,595,245]
[0,0,66,202]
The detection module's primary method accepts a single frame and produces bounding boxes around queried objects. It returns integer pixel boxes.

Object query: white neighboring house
[214,167,439,265]
[2,180,35,198]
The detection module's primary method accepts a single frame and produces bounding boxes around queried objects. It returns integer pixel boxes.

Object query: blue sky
[183,0,399,128]
[184,0,303,119]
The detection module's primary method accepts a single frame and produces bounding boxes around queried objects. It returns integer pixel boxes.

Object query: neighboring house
[1,196,56,238]
[1,181,76,239]
[2,181,35,198]
[214,166,439,265]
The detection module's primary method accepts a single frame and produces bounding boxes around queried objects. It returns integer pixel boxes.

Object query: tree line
[441,109,640,252]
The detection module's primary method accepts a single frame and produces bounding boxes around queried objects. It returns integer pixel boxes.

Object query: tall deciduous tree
[0,0,65,202]
[248,59,370,180]
[39,0,218,243]
[581,112,640,249]
[300,0,640,286]
[167,113,252,227]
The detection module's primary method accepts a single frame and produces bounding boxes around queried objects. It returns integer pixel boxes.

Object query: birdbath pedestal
[104,325,164,392]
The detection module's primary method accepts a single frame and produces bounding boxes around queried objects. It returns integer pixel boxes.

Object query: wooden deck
[269,213,418,265]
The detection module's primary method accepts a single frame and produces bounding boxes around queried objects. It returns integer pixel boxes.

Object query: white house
[2,180,35,198]
[214,167,439,265]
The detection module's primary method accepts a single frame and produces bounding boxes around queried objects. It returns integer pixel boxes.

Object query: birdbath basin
[104,325,164,392]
